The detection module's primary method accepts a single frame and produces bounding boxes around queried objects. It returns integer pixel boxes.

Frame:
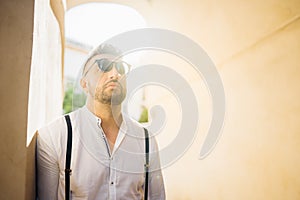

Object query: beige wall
[0,0,34,199]
[214,19,300,199]
[146,2,300,198]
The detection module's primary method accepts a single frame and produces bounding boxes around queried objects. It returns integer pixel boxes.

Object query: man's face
[83,54,129,105]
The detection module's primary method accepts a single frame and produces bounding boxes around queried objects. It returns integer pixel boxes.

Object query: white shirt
[37,106,165,200]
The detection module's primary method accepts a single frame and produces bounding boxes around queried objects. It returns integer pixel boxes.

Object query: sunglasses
[83,58,131,77]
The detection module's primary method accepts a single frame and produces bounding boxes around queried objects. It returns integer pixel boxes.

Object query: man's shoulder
[123,114,144,130]
[122,114,157,139]
[38,115,66,140]
[38,108,82,139]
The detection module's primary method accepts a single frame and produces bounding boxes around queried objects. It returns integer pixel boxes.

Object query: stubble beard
[94,85,126,105]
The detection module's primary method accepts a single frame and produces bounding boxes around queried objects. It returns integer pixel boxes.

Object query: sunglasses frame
[83,58,131,77]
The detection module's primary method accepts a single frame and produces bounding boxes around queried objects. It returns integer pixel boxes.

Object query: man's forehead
[90,54,121,62]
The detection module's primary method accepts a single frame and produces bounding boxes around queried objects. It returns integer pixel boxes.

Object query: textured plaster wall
[154,14,300,200]
[146,1,300,200]
[0,0,34,199]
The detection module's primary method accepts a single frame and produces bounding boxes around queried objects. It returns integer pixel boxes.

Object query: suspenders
[64,115,73,200]
[64,115,150,200]
[143,127,149,200]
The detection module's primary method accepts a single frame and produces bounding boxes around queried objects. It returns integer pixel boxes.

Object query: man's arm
[148,139,166,200]
[36,131,60,200]
[149,168,166,199]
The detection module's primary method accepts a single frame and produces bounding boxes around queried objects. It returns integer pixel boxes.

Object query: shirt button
[110,181,114,185]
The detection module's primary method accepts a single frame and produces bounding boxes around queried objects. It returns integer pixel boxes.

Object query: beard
[94,81,126,105]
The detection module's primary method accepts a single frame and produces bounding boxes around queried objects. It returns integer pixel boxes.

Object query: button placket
[109,160,116,185]
[108,159,117,199]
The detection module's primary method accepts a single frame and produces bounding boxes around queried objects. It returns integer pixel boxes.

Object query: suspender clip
[65,168,72,175]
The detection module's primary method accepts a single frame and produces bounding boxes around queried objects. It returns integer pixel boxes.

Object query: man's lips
[104,81,121,89]
[107,85,118,89]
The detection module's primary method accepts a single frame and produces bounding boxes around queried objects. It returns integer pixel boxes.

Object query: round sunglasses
[83,58,131,77]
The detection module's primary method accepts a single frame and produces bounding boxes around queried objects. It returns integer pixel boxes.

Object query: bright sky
[65,3,146,47]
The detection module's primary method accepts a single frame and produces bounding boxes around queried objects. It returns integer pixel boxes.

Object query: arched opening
[63,3,147,121]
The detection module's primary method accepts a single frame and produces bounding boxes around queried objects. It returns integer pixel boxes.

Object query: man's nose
[108,65,120,79]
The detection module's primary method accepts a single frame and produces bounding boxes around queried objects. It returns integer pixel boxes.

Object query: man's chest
[64,142,145,199]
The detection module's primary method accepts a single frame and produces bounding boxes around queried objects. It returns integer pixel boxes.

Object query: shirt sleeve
[36,130,60,200]
[148,138,166,200]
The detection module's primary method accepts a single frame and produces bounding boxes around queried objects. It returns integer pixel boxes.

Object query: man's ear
[80,78,89,94]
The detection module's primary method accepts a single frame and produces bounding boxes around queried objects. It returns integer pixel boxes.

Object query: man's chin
[111,94,126,105]
[95,89,126,105]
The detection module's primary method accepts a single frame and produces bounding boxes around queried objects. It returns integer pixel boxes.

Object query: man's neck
[86,100,122,127]
[86,100,123,151]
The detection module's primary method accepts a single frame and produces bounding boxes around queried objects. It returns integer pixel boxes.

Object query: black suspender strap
[64,115,73,200]
[143,128,149,200]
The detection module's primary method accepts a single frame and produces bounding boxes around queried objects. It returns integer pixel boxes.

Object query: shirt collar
[82,105,128,131]
[82,105,100,123]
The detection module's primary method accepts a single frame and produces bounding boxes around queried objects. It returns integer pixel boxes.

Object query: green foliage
[138,106,148,123]
[63,83,86,114]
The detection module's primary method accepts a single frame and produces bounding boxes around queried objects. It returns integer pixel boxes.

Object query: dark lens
[115,62,126,74]
[97,59,113,72]
[96,59,129,74]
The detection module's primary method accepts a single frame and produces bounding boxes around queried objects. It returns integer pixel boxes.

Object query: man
[36,44,166,199]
